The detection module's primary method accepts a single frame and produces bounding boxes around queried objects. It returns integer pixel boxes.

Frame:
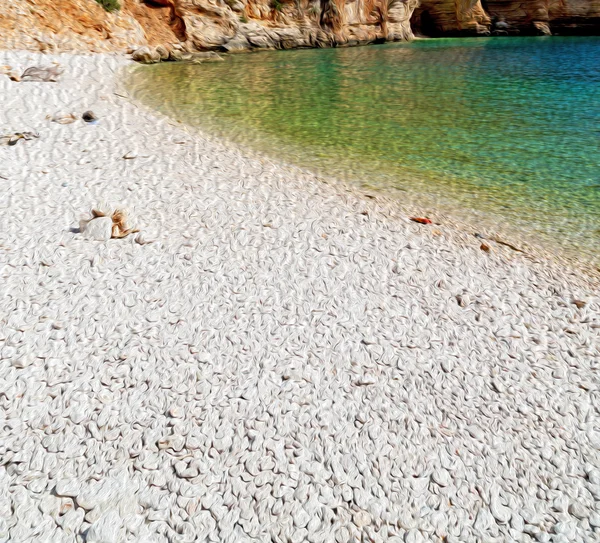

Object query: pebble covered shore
[0,50,599,543]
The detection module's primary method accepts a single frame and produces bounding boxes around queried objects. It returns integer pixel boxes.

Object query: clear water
[127,37,600,266]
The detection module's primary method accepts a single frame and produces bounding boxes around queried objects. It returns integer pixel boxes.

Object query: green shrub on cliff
[96,0,120,12]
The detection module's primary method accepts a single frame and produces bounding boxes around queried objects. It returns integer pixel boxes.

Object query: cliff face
[0,0,419,53]
[484,0,600,35]
[412,0,600,37]
[0,0,182,53]
[411,0,490,36]
[172,0,420,50]
[0,0,598,55]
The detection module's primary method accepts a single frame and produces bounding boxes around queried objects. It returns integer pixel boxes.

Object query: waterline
[127,37,600,266]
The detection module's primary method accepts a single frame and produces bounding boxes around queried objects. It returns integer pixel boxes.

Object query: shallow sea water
[127,37,600,266]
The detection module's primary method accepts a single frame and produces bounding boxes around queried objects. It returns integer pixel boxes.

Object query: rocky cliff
[412,0,600,36]
[485,0,600,35]
[411,0,490,36]
[0,0,598,55]
[0,0,419,53]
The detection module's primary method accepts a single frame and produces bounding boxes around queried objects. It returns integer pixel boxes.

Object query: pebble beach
[1,50,599,543]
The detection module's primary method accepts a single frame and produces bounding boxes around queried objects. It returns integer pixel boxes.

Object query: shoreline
[124,54,599,285]
[1,48,600,543]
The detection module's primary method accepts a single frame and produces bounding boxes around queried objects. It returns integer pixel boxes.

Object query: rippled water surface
[128,37,600,265]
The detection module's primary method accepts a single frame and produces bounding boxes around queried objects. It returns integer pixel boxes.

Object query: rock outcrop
[1,0,598,55]
[411,0,600,36]
[485,0,600,35]
[146,0,421,51]
[1,0,419,54]
[411,0,490,36]
[0,0,179,53]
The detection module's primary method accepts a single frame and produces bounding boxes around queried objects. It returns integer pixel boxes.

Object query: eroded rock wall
[1,0,599,55]
[0,0,180,53]
[411,0,490,36]
[171,0,421,51]
[0,0,419,53]
[411,0,600,37]
[484,0,600,35]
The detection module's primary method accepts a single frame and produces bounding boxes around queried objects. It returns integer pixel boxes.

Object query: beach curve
[1,50,599,543]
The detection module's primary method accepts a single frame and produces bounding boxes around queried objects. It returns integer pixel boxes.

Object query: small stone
[552,521,575,537]
[149,470,166,488]
[474,508,494,533]
[490,495,512,524]
[456,293,471,307]
[21,65,62,82]
[568,501,589,519]
[552,494,569,513]
[49,113,77,124]
[587,468,600,485]
[353,510,371,528]
[82,111,98,123]
[58,507,85,535]
[404,529,425,543]
[157,435,184,451]
[440,358,453,372]
[55,479,81,498]
[168,406,184,418]
[520,509,541,526]
[293,508,310,528]
[355,375,377,386]
[134,231,155,245]
[83,217,113,241]
[523,525,541,537]
[12,356,33,369]
[491,377,504,393]
[336,527,350,543]
[0,517,8,541]
[431,469,450,487]
[480,242,491,252]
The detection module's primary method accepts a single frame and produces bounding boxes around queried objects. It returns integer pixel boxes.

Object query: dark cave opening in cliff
[411,9,437,37]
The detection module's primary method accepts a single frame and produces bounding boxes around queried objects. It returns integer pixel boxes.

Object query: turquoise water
[128,37,600,265]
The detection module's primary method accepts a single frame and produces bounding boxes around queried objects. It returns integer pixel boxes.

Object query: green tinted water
[127,37,600,265]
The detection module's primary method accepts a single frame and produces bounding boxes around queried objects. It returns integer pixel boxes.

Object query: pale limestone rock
[55,479,81,498]
[155,44,169,60]
[82,217,113,241]
[132,46,161,64]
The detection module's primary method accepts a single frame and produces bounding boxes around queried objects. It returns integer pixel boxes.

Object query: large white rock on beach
[83,217,113,241]
[132,46,161,64]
